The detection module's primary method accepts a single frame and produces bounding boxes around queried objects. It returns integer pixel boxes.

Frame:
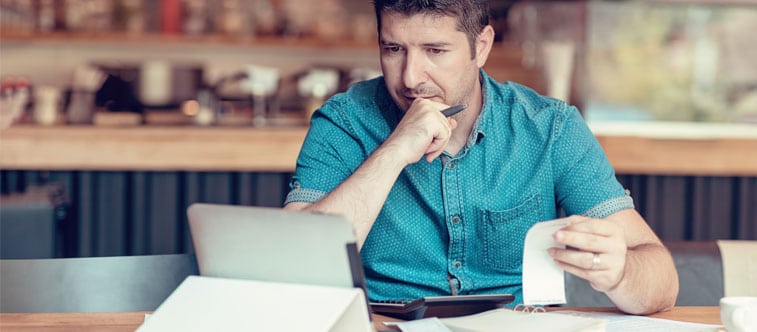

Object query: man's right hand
[383,98,458,165]
[286,99,458,249]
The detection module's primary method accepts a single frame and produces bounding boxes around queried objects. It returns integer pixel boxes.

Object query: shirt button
[447,161,456,170]
[453,261,462,269]
[451,216,461,224]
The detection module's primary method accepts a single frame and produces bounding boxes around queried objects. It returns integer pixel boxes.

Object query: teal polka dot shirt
[285,70,633,305]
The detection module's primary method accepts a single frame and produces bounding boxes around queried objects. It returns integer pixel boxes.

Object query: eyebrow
[379,39,453,48]
[422,42,452,48]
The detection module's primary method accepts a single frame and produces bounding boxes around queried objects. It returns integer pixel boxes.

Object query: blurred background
[0,0,755,259]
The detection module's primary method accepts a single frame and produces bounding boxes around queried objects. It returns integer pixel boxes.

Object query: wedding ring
[591,253,601,270]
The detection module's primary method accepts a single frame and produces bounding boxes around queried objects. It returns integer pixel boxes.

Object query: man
[284,0,678,315]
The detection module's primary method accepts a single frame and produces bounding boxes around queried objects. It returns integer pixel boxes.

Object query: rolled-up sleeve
[551,106,634,218]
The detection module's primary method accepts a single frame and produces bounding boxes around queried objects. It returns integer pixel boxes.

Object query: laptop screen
[187,203,367,291]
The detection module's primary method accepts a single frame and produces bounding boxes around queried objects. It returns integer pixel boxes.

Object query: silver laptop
[187,203,366,290]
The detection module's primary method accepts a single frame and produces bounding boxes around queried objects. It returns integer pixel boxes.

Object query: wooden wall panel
[1,170,755,257]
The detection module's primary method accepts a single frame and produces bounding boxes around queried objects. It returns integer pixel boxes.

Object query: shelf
[2,123,756,175]
[0,30,545,94]
[0,30,378,50]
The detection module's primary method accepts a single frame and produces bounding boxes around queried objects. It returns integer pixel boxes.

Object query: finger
[554,260,610,292]
[556,259,624,293]
[424,121,451,162]
[426,149,444,162]
[448,118,458,130]
[424,137,448,162]
[561,217,617,237]
[554,229,615,253]
[563,215,591,224]
[424,124,451,151]
[554,259,591,280]
[410,98,446,115]
[549,248,606,271]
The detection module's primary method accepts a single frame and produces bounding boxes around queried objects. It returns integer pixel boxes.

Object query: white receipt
[522,218,569,305]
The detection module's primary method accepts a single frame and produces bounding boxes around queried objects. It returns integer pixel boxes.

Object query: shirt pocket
[480,194,541,271]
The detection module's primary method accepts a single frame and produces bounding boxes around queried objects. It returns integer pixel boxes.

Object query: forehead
[379,12,463,43]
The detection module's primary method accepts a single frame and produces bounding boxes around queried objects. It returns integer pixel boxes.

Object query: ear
[475,25,495,68]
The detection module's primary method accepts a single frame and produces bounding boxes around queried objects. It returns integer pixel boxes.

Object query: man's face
[379,12,482,112]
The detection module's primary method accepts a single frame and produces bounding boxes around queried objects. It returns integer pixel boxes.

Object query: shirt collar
[466,69,494,147]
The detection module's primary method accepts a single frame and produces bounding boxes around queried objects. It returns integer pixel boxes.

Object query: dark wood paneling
[1,170,754,257]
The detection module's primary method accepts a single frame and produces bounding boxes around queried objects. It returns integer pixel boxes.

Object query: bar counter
[1,122,756,175]
[0,125,306,172]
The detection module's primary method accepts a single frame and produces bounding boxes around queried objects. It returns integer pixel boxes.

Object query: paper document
[137,276,372,332]
[384,317,453,332]
[522,218,570,305]
[440,309,605,332]
[553,311,721,332]
[390,309,720,332]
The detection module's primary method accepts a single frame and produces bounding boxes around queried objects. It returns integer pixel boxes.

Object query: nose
[402,50,427,90]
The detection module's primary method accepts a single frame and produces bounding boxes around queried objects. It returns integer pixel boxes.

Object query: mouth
[402,95,439,105]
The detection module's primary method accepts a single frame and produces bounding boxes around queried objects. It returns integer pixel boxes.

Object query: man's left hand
[548,215,627,292]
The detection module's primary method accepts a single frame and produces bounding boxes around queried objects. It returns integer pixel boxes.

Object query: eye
[384,45,402,53]
[428,48,446,55]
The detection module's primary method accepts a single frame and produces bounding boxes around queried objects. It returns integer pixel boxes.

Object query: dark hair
[373,0,490,56]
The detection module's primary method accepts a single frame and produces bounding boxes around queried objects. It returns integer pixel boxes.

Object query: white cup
[140,60,172,106]
[720,296,757,332]
[33,86,61,126]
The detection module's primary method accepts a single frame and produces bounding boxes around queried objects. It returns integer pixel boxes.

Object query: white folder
[137,276,373,332]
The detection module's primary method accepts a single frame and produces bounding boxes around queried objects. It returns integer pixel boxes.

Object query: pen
[441,104,466,117]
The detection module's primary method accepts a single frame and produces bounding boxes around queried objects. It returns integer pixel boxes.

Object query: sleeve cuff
[581,195,635,219]
[284,188,327,205]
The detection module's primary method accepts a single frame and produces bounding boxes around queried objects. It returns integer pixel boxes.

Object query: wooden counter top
[590,121,757,176]
[0,126,307,172]
[1,122,756,175]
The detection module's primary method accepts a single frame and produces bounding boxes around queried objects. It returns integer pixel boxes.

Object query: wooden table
[553,306,722,324]
[0,307,721,331]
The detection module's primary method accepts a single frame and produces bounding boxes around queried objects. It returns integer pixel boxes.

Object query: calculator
[369,294,514,320]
